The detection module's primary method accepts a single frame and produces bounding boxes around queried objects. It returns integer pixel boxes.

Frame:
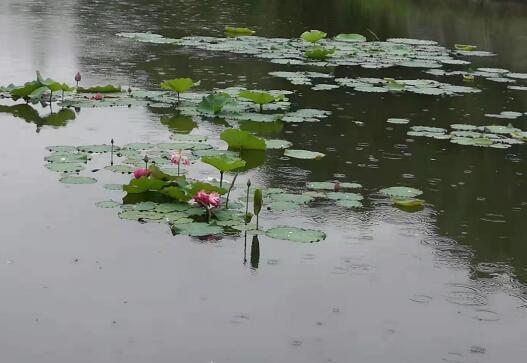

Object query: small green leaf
[334,33,367,42]
[201,154,246,172]
[284,149,325,160]
[220,129,266,151]
[266,226,326,243]
[301,30,327,43]
[225,26,255,36]
[172,222,223,237]
[160,78,194,94]
[197,92,233,114]
[304,46,336,60]
[238,90,280,105]
[122,177,167,194]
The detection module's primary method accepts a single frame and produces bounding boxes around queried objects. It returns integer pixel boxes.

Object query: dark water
[1,1,527,362]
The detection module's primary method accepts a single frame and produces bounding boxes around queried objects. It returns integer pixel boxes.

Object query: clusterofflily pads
[284,149,325,160]
[266,226,326,243]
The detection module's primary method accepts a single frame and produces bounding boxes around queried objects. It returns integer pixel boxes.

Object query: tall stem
[177,162,180,176]
[225,173,238,209]
[220,171,224,188]
[245,179,251,225]
[259,104,263,113]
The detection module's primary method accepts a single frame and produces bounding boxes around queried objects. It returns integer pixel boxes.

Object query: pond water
[1,0,527,362]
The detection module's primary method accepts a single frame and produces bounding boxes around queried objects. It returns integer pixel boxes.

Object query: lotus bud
[334,181,341,192]
[74,72,81,82]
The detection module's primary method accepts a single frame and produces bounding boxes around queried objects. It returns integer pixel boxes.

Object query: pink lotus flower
[133,167,151,179]
[208,192,221,209]
[193,190,210,205]
[92,92,103,101]
[74,72,81,82]
[170,151,190,166]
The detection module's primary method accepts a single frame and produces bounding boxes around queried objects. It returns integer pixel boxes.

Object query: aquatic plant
[253,188,263,229]
[193,190,221,222]
[75,72,81,88]
[300,30,327,43]
[10,71,71,102]
[133,167,151,179]
[304,45,336,60]
[238,90,283,112]
[220,129,266,151]
[201,154,246,188]
[161,78,195,102]
[170,150,190,176]
[225,26,255,36]
[197,92,233,115]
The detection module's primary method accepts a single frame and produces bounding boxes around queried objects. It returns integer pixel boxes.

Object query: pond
[0,0,526,362]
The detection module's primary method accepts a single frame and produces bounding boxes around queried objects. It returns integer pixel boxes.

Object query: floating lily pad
[266,201,300,211]
[172,222,223,237]
[46,145,78,153]
[117,32,178,44]
[265,226,326,243]
[46,162,85,173]
[59,176,97,184]
[307,181,362,190]
[104,183,123,191]
[77,144,114,153]
[270,193,314,204]
[326,192,363,201]
[393,199,425,208]
[336,199,363,208]
[265,139,292,149]
[284,149,325,160]
[123,143,154,150]
[105,164,135,174]
[95,200,121,208]
[155,203,190,213]
[118,210,164,221]
[380,186,423,199]
[45,152,88,163]
[387,118,410,125]
[334,33,367,42]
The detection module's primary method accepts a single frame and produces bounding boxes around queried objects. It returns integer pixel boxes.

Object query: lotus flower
[208,192,221,209]
[92,92,103,101]
[133,167,151,179]
[170,151,190,166]
[74,72,81,83]
[193,190,210,205]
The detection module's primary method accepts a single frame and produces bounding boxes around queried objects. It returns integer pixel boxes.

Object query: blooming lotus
[170,150,190,175]
[208,192,221,208]
[133,167,151,179]
[193,190,210,206]
[193,190,221,222]
[92,92,103,101]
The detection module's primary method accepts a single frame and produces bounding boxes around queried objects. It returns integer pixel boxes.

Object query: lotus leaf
[220,129,266,151]
[172,222,223,237]
[284,149,325,160]
[266,226,326,243]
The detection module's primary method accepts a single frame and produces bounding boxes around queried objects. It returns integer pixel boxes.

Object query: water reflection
[0,103,76,132]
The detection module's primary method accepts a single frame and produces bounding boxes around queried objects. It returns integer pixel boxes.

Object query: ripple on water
[445,284,488,306]
[472,309,500,322]
[409,294,433,304]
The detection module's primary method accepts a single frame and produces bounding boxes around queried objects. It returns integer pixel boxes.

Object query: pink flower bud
[208,192,221,209]
[74,72,81,82]
[133,167,151,179]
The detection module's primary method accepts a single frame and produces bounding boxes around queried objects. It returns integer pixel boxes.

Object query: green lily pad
[270,193,313,204]
[104,183,123,191]
[201,154,246,172]
[46,162,85,173]
[387,118,410,125]
[220,129,266,150]
[265,139,292,149]
[265,226,326,243]
[105,164,135,174]
[155,203,190,213]
[266,201,300,211]
[46,145,78,153]
[118,210,164,221]
[59,176,97,184]
[393,199,425,208]
[380,186,423,199]
[77,144,115,153]
[131,201,158,211]
[284,149,325,160]
[334,33,367,42]
[172,222,223,237]
[336,200,362,208]
[95,200,121,208]
[307,181,362,190]
[45,152,88,163]
[123,143,154,150]
[326,192,363,201]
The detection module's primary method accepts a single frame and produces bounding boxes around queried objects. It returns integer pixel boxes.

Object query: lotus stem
[225,173,238,209]
[245,179,251,225]
[177,162,180,176]
[110,139,114,166]
[220,171,224,188]
[177,92,180,103]
[243,231,247,265]
[259,104,263,113]
[61,90,64,102]
[256,214,259,230]
[49,90,53,104]
[143,155,149,169]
